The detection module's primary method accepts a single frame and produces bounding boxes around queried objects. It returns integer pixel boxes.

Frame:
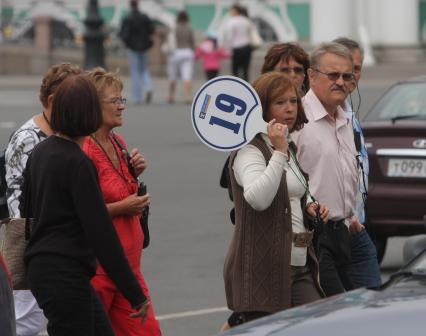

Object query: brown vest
[223,135,322,313]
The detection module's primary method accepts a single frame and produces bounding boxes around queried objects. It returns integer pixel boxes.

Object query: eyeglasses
[280,66,305,75]
[103,97,127,105]
[312,68,354,82]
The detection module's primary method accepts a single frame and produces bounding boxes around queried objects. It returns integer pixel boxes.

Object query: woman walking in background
[85,68,161,336]
[165,10,195,104]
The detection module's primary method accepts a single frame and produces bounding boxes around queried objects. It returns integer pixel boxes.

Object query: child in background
[195,33,230,80]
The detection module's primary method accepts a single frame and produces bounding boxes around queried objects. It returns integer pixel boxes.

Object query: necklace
[42,111,51,126]
[90,134,132,183]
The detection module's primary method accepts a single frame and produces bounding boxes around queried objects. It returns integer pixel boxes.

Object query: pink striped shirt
[293,89,358,227]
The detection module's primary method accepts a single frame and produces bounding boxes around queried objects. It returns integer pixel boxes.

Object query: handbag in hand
[112,134,150,249]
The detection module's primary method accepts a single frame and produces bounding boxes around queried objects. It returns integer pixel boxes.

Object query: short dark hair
[130,0,138,10]
[51,75,102,139]
[261,43,310,93]
[252,72,308,132]
[177,10,189,23]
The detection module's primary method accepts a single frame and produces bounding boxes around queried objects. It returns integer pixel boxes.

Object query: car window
[365,82,426,121]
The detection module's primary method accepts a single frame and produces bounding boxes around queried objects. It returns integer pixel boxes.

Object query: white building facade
[2,0,426,47]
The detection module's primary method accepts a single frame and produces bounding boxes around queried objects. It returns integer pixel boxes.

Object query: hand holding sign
[191,76,268,152]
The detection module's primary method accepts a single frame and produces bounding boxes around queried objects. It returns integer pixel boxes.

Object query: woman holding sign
[222,72,329,329]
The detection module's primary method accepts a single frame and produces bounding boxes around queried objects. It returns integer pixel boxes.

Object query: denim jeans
[127,49,153,103]
[347,228,382,288]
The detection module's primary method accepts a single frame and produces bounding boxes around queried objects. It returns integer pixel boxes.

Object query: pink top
[293,89,358,227]
[195,41,230,71]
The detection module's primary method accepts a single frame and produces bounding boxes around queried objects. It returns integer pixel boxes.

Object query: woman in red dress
[84,68,161,336]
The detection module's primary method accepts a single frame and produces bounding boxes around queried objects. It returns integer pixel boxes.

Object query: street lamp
[84,0,105,69]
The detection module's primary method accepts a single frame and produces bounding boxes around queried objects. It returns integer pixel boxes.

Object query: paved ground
[0,60,425,336]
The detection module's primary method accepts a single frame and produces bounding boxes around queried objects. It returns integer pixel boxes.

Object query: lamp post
[84,0,105,69]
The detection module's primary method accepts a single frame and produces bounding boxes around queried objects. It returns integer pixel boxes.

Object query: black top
[119,9,154,51]
[23,136,146,309]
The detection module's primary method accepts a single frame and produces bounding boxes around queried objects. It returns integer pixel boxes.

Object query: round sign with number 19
[191,76,267,152]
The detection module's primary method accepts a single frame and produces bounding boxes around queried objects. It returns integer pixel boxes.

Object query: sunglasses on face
[312,68,354,82]
[280,66,305,75]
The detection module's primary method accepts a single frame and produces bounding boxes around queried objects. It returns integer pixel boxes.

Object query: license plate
[387,158,426,177]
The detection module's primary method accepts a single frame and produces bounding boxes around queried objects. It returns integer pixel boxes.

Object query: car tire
[375,236,387,264]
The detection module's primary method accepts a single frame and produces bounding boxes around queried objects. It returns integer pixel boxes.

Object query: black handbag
[112,135,150,249]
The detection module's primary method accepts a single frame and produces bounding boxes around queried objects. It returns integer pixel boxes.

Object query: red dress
[83,134,161,336]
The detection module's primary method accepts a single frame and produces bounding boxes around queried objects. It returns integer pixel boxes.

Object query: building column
[367,0,418,46]
[311,0,352,44]
[34,16,52,52]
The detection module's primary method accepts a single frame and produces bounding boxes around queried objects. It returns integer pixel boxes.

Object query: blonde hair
[86,67,123,98]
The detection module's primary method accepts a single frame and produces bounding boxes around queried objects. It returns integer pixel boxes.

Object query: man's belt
[292,231,314,248]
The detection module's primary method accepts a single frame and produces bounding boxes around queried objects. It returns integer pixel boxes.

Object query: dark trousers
[318,220,354,296]
[27,255,114,336]
[0,263,15,336]
[228,265,321,327]
[205,69,219,80]
[231,45,252,82]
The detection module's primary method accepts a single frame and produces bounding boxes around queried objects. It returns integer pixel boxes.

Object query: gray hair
[333,37,364,58]
[310,42,353,70]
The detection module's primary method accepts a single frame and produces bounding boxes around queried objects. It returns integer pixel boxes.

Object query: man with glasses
[293,42,365,295]
[333,37,382,289]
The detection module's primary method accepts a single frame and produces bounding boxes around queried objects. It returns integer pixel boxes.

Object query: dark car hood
[220,277,426,336]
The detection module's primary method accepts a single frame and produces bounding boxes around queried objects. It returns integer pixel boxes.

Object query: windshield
[365,82,426,122]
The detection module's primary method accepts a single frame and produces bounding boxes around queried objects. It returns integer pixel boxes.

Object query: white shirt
[223,15,252,49]
[233,134,310,266]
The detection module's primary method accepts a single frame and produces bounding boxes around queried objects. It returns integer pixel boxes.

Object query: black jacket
[119,10,154,52]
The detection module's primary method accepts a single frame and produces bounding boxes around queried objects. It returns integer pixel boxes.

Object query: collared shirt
[293,89,358,227]
[344,100,369,224]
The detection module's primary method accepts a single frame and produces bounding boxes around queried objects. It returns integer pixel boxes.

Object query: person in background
[119,0,155,104]
[84,68,161,336]
[222,72,329,330]
[0,253,16,336]
[23,74,150,336]
[166,10,195,104]
[223,4,253,81]
[261,42,310,95]
[294,42,365,296]
[5,62,81,336]
[333,37,381,289]
[195,32,230,80]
